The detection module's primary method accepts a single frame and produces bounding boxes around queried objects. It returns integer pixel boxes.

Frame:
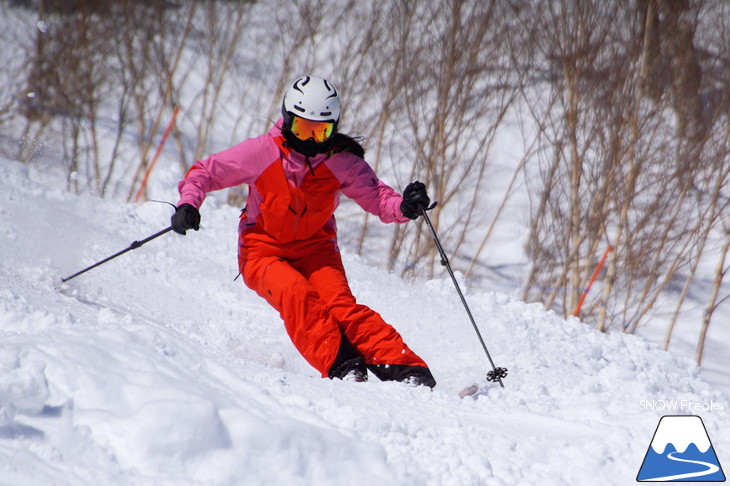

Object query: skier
[171,75,436,387]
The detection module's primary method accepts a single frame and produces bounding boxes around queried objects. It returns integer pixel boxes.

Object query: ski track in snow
[1,158,728,485]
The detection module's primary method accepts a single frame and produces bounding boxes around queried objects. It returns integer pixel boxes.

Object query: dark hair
[330,133,366,158]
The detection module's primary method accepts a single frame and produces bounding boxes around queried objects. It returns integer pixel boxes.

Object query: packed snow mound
[0,157,727,485]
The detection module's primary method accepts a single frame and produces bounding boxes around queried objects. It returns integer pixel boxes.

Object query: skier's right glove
[400,181,430,220]
[171,203,201,235]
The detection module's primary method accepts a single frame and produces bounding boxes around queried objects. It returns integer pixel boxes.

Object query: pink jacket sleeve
[177,135,272,209]
[326,153,410,224]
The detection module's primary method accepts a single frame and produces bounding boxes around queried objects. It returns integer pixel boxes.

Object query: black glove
[171,203,201,235]
[400,181,430,220]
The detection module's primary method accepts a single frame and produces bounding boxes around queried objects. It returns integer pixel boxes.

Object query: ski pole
[421,204,508,387]
[61,226,173,283]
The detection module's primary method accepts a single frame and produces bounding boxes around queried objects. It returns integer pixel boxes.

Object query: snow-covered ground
[1,157,728,485]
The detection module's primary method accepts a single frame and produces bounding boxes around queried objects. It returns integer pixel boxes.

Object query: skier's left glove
[171,203,201,235]
[400,181,430,220]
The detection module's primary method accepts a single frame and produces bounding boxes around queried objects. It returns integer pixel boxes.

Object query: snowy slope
[1,157,728,485]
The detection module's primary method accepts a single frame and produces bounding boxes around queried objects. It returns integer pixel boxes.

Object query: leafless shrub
[340,0,518,277]
[519,0,730,363]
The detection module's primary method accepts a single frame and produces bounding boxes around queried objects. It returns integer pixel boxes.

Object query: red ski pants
[239,233,428,377]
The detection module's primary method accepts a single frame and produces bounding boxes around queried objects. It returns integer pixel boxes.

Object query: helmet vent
[293,105,305,113]
[293,76,310,94]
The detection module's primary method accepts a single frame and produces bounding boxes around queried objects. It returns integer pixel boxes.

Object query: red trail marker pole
[573,245,613,317]
[134,106,180,203]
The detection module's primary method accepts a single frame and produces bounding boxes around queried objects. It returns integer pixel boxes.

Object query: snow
[1,157,728,485]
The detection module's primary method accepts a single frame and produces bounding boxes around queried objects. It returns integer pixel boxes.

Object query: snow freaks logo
[636,415,726,482]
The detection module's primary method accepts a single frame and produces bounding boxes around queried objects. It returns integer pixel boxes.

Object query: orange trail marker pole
[573,245,613,317]
[134,106,180,203]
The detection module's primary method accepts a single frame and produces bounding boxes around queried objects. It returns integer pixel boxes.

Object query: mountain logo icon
[637,415,725,482]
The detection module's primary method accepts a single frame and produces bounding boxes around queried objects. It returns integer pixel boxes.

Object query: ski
[458,383,479,398]
[458,367,509,398]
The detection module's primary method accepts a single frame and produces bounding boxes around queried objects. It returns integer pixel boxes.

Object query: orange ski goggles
[289,116,335,143]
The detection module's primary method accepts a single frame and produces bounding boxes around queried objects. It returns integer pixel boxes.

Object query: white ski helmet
[281,75,340,124]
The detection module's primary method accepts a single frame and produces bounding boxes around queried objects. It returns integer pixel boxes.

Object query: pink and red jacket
[177,119,409,247]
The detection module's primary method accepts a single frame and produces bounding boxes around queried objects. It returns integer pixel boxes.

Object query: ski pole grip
[184,207,200,231]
